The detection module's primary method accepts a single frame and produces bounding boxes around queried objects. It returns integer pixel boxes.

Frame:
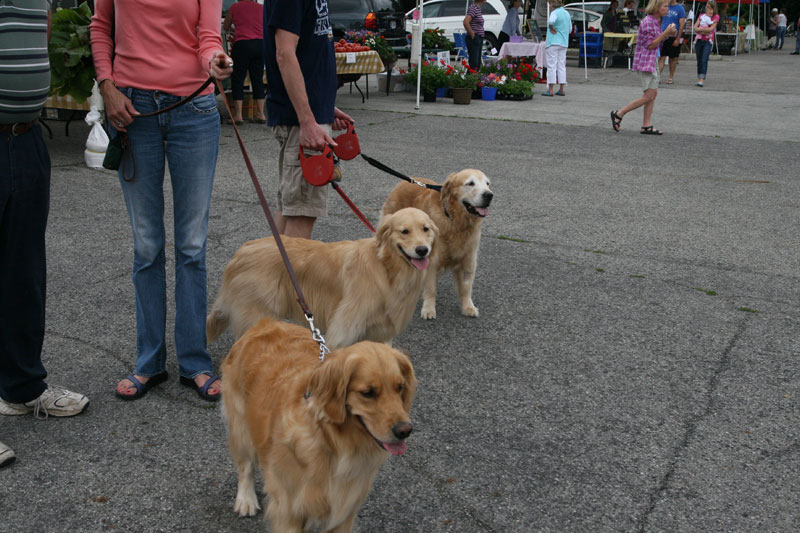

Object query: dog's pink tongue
[410,257,429,271]
[476,207,489,216]
[382,441,408,456]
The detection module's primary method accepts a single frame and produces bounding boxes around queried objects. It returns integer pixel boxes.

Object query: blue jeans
[466,34,483,71]
[0,124,49,403]
[776,27,785,49]
[695,39,712,79]
[113,88,219,380]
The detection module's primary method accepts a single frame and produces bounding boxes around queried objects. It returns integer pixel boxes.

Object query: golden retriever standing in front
[207,207,437,349]
[222,318,416,532]
[381,169,493,320]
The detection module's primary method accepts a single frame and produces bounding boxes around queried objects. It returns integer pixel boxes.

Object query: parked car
[563,6,602,47]
[565,1,610,14]
[329,0,408,47]
[404,0,522,55]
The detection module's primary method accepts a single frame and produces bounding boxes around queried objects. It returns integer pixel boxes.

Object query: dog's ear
[427,218,440,239]
[393,349,417,413]
[375,212,393,248]
[307,354,352,424]
[440,173,458,214]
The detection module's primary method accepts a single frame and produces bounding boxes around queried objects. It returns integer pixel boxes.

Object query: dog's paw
[234,491,261,517]
[461,304,479,317]
[420,304,437,320]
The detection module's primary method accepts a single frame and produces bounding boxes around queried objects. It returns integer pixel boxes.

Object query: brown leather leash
[214,78,331,361]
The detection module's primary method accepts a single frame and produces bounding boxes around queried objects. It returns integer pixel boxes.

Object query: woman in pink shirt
[223,0,266,124]
[90,0,232,402]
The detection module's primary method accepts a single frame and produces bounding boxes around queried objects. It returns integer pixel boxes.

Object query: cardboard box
[377,72,408,93]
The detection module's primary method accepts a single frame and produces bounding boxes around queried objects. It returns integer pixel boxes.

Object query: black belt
[0,120,38,136]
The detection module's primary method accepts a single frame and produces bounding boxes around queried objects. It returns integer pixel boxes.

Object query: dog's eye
[422,226,429,232]
[400,229,409,235]
[397,383,404,393]
[466,182,474,187]
[361,389,376,399]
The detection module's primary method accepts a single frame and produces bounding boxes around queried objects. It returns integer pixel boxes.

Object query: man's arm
[674,15,686,46]
[274,28,333,151]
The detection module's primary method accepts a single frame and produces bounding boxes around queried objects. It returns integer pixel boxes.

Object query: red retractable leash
[298,123,375,233]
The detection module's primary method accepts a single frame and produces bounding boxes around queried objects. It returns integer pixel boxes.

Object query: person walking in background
[223,0,267,124]
[498,0,522,50]
[775,9,787,51]
[693,0,718,87]
[1,0,89,466]
[90,0,232,402]
[792,13,800,55]
[264,0,354,240]
[610,0,676,135]
[463,0,488,70]
[657,0,685,85]
[542,0,570,97]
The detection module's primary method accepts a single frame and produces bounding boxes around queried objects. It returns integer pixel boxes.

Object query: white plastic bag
[84,81,109,170]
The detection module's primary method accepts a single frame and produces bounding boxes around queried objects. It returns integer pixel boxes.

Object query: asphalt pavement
[2,45,799,532]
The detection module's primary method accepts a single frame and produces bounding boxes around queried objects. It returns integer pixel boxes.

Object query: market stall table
[335,50,385,103]
[498,41,546,73]
[42,94,92,137]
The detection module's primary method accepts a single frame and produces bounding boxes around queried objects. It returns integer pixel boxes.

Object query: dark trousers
[0,124,50,404]
[231,39,266,100]
[498,31,510,50]
[466,34,483,70]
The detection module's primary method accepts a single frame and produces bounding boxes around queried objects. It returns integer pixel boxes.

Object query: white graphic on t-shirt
[315,0,331,36]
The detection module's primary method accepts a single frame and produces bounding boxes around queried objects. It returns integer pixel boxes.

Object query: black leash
[359,153,442,192]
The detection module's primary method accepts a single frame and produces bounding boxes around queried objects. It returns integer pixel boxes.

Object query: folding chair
[453,32,469,63]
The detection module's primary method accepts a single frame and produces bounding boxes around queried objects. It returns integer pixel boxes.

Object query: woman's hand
[209,51,234,80]
[99,79,139,132]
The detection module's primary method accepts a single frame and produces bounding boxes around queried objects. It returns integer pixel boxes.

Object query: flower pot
[422,91,437,102]
[452,87,472,105]
[436,87,448,98]
[481,86,498,101]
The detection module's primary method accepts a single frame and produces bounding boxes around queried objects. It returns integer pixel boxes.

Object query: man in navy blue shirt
[264,0,354,239]
[657,0,686,85]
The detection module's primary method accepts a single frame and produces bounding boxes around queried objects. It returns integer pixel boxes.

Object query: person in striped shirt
[463,0,488,70]
[1,0,90,466]
[610,0,676,135]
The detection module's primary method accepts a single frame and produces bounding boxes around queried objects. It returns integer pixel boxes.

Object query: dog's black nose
[392,422,412,440]
[482,191,493,205]
[415,246,429,258]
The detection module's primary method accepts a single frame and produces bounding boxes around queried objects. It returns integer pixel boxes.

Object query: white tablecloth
[498,41,547,72]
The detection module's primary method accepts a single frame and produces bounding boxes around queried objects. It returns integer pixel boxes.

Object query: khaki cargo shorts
[273,124,332,218]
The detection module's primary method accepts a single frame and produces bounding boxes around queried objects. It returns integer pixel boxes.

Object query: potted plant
[403,61,448,101]
[446,62,478,105]
[422,28,456,53]
[480,73,500,101]
[497,79,534,101]
[49,1,96,103]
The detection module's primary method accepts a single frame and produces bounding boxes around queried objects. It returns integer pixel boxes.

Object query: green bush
[49,2,96,102]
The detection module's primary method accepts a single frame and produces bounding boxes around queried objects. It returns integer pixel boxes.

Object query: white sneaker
[0,441,15,467]
[0,386,89,419]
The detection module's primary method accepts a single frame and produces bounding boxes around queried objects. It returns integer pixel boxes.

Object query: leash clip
[410,178,428,188]
[305,314,331,362]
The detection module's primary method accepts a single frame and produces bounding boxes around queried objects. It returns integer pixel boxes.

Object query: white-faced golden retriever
[207,207,437,349]
[381,169,493,320]
[222,318,416,532]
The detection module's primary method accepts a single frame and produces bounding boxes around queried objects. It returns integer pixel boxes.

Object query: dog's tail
[206,295,230,343]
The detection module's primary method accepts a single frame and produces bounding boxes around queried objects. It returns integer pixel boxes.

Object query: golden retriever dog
[207,207,437,349]
[381,169,493,320]
[221,318,416,532]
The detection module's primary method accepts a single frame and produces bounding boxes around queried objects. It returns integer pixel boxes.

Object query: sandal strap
[199,374,220,395]
[124,373,144,393]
